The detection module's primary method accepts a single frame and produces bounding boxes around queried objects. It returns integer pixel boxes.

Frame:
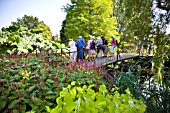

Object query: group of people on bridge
[68,35,118,62]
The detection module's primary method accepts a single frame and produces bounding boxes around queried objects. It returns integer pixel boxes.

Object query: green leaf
[56,97,62,108]
[128,99,134,106]
[67,84,71,89]
[22,103,26,112]
[12,109,19,113]
[46,91,54,95]
[70,88,76,97]
[46,102,54,107]
[46,95,56,99]
[51,108,60,113]
[60,76,66,82]
[99,85,108,93]
[45,106,51,112]
[8,100,17,109]
[28,86,35,92]
[46,79,54,83]
[0,100,7,109]
[71,81,76,85]
[59,83,64,88]
[25,110,35,113]
[21,98,30,103]
[125,88,131,95]
[32,97,42,105]
[83,85,87,90]
[108,105,114,113]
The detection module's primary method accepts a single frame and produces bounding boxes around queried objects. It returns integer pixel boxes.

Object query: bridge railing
[44,45,122,66]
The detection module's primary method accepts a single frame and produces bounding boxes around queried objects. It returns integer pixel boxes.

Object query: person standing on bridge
[86,36,96,60]
[101,36,109,57]
[68,39,77,62]
[110,35,118,58]
[134,37,138,54]
[95,36,103,58]
[76,36,86,61]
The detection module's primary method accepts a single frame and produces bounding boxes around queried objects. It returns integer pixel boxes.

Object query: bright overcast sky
[0,0,71,36]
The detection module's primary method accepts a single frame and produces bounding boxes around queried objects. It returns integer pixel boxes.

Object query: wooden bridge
[54,48,141,67]
[88,53,140,66]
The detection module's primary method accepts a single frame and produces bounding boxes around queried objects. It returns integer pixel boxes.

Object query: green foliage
[60,20,67,43]
[113,56,170,113]
[114,0,153,40]
[0,51,112,112]
[120,41,134,53]
[0,15,53,54]
[61,0,119,42]
[47,83,146,113]
[0,26,60,54]
[38,23,52,40]
[11,15,52,40]
[113,0,169,82]
[12,15,40,29]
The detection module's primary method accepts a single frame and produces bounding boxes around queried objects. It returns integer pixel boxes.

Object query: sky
[0,0,169,36]
[0,0,71,36]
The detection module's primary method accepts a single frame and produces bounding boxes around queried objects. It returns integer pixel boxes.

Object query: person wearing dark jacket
[101,36,109,57]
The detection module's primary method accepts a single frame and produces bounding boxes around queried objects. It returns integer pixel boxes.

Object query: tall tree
[12,15,41,29]
[114,0,153,42]
[60,20,67,43]
[114,0,170,82]
[11,15,52,40]
[62,0,119,42]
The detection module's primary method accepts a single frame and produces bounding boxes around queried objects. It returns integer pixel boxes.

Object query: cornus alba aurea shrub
[46,82,146,113]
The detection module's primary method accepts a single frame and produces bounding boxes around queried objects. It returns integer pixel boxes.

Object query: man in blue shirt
[76,36,86,60]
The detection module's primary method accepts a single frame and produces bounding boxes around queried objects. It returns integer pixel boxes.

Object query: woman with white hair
[68,39,77,62]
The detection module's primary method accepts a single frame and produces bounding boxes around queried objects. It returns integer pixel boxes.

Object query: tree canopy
[112,0,169,82]
[10,15,52,40]
[0,15,59,54]
[60,0,119,42]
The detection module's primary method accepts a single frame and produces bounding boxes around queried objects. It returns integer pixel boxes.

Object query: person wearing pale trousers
[68,39,77,62]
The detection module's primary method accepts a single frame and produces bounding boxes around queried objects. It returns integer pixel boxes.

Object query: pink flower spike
[30,94,32,99]
[22,62,27,68]
[54,74,56,80]
[20,105,22,110]
[40,81,44,86]
[66,77,68,82]
[45,60,49,64]
[22,91,24,96]
[13,71,18,75]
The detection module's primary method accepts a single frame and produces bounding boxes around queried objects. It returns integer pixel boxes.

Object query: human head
[69,39,73,41]
[97,36,101,40]
[79,36,82,38]
[91,36,95,40]
[110,34,114,38]
[101,36,105,39]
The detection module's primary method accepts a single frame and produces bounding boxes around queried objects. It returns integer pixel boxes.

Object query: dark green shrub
[0,52,113,112]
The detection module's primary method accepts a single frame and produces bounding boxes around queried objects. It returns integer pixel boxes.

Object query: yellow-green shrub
[46,82,146,113]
